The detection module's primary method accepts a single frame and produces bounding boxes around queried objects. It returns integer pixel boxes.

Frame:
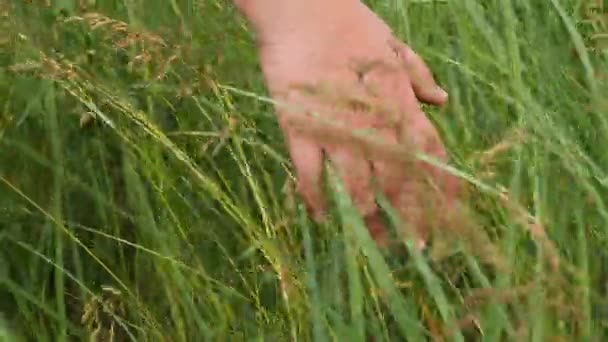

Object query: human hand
[236,0,461,247]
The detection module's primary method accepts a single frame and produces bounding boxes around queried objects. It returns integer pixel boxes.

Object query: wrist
[234,0,362,42]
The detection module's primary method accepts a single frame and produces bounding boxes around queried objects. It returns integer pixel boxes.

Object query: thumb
[389,39,448,106]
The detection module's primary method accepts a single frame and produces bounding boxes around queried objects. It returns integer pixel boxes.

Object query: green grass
[1,0,607,340]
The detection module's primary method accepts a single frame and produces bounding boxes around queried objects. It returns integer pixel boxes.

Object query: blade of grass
[326,165,426,341]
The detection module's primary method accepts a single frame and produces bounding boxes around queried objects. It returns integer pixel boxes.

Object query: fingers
[283,121,380,223]
[389,39,448,107]
[279,93,379,221]
[365,213,388,247]
[371,154,429,245]
[369,87,455,247]
[325,145,377,217]
[283,128,327,221]
[278,49,454,247]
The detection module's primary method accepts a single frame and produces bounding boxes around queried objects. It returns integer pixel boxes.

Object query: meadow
[1,0,608,340]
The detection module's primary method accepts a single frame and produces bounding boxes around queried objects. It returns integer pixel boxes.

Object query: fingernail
[437,87,448,101]
[417,239,427,251]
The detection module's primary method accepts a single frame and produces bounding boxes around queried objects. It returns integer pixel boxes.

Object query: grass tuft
[1,0,607,340]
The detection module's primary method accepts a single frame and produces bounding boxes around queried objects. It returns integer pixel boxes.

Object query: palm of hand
[253,2,460,246]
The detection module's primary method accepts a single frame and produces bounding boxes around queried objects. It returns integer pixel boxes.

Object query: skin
[234,0,461,247]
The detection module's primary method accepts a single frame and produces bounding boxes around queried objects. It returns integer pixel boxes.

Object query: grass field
[1,0,608,340]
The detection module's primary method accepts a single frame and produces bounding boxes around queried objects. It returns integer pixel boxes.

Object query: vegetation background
[0,0,607,340]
